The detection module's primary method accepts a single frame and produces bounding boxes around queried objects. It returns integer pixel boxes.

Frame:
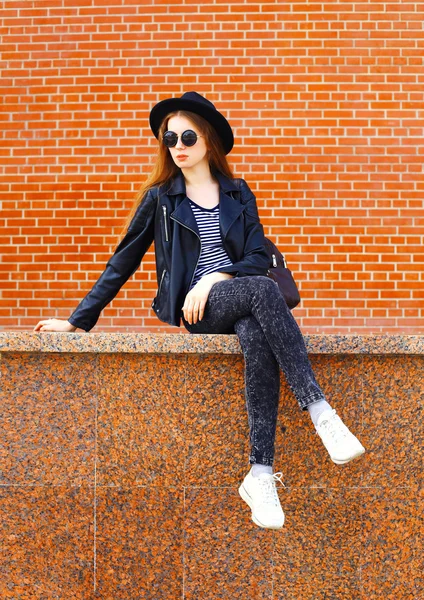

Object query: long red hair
[117,110,235,239]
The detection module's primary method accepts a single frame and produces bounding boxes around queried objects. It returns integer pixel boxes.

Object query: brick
[1,4,423,335]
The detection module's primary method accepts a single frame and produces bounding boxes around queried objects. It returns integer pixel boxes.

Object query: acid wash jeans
[182,275,326,467]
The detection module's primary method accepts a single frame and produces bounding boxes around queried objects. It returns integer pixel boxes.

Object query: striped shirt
[188,199,233,290]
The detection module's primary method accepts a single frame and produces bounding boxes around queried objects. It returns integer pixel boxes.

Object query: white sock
[251,463,273,477]
[308,399,332,426]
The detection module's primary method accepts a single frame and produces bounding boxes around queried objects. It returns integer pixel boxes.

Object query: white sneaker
[315,409,365,465]
[238,470,285,530]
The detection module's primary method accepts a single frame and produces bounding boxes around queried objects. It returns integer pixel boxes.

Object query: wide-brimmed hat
[149,91,234,154]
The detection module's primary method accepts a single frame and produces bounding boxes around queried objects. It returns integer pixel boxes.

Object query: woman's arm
[67,188,157,332]
[33,186,156,333]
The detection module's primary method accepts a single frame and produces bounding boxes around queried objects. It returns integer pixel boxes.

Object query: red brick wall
[1,0,423,334]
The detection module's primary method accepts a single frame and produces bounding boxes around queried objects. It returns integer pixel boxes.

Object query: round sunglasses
[162,129,204,148]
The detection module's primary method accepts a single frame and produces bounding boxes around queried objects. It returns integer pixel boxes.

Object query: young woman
[33,91,365,530]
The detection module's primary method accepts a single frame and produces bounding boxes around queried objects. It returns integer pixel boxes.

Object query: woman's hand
[33,319,77,333]
[182,272,233,325]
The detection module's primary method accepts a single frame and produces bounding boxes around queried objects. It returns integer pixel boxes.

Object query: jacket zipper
[271,253,287,268]
[158,268,166,295]
[170,215,202,294]
[162,205,169,242]
[152,268,167,309]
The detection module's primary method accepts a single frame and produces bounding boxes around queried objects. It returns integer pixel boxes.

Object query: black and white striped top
[188,199,233,290]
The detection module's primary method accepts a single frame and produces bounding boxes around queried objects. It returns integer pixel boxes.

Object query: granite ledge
[0,332,423,355]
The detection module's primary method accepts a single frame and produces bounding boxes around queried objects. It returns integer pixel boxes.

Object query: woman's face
[165,115,209,170]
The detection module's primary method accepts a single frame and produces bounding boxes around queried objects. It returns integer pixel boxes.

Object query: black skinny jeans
[182,275,326,467]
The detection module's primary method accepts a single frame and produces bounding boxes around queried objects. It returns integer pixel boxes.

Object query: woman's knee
[248,275,279,296]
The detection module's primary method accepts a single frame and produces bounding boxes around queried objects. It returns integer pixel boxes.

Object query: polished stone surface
[0,486,94,598]
[274,487,362,599]
[96,353,185,487]
[1,331,423,354]
[359,486,423,600]
[95,486,184,598]
[361,355,423,488]
[184,488,274,599]
[0,353,96,486]
[0,334,422,598]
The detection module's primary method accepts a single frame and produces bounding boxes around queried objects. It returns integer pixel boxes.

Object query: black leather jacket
[67,170,270,331]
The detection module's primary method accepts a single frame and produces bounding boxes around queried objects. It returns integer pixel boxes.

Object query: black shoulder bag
[263,237,301,310]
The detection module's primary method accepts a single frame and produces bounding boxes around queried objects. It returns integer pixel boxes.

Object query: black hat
[149,91,234,155]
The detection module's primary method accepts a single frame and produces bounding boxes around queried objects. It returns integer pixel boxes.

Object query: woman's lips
[177,155,188,160]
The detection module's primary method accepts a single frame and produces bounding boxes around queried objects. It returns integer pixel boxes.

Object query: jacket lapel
[169,196,200,236]
[218,188,246,240]
[215,170,246,240]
